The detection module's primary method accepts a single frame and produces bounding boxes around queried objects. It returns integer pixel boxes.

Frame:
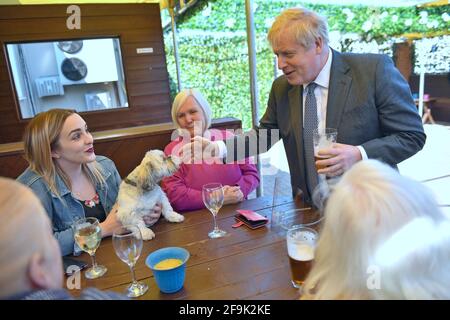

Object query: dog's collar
[123,178,151,192]
[124,178,137,187]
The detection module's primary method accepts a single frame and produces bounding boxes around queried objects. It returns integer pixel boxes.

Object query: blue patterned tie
[303,82,319,198]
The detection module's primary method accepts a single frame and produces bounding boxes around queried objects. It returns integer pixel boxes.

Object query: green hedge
[164,0,449,129]
[165,33,273,129]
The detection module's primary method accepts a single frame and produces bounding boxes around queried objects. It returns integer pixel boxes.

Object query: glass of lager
[286,226,318,289]
[313,128,337,170]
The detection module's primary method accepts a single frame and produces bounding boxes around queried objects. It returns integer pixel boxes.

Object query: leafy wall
[163,0,449,129]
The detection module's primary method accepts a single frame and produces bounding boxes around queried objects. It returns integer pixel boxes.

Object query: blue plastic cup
[145,247,190,294]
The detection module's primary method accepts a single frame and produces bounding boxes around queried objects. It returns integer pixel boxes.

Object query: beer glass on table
[72,217,107,279]
[313,128,337,171]
[286,226,318,289]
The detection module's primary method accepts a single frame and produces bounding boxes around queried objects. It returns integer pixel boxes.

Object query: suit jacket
[226,49,426,202]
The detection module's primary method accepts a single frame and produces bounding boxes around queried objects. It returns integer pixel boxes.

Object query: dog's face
[135,150,180,190]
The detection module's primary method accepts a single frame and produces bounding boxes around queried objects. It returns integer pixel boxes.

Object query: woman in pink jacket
[161,89,260,212]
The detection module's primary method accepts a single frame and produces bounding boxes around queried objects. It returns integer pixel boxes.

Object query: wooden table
[69,196,316,300]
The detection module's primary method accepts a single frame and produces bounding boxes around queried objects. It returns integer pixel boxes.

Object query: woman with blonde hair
[302,159,450,299]
[162,89,259,212]
[17,109,160,256]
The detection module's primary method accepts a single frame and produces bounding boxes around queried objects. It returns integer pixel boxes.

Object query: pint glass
[313,128,337,170]
[286,226,318,288]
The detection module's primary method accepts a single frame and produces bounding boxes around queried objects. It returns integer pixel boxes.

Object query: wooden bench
[0,117,241,179]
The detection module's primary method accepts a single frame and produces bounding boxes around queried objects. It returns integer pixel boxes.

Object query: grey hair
[0,178,57,298]
[302,159,449,300]
[267,7,329,49]
[171,88,212,131]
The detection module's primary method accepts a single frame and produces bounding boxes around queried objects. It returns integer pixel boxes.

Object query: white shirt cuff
[216,140,227,158]
[357,145,368,160]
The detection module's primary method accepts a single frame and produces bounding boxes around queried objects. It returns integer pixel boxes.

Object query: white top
[302,48,332,132]
[304,48,367,159]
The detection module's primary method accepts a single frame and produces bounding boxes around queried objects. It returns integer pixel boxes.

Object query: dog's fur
[116,150,184,240]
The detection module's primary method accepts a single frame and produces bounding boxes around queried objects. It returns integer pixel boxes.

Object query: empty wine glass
[112,225,148,297]
[202,183,227,239]
[72,217,107,279]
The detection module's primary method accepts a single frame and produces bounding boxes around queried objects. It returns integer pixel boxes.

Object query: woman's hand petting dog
[223,185,244,205]
[143,203,162,227]
[100,203,122,237]
[100,202,163,236]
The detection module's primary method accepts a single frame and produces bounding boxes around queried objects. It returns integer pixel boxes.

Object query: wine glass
[202,183,227,238]
[112,225,148,298]
[72,217,107,279]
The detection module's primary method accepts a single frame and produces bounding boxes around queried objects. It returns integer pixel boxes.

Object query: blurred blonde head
[0,178,63,298]
[267,7,329,50]
[23,109,104,197]
[302,159,449,300]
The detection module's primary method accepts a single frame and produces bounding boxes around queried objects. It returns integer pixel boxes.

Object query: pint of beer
[314,154,330,170]
[286,226,318,288]
[313,128,337,171]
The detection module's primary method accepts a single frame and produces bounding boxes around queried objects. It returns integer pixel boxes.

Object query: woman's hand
[143,203,162,227]
[100,203,122,237]
[223,185,244,205]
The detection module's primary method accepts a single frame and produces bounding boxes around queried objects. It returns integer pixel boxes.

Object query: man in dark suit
[184,7,425,203]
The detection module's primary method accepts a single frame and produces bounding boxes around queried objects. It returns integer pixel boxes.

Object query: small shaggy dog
[116,150,184,240]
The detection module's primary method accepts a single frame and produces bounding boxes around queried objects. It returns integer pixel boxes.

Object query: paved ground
[398,124,450,217]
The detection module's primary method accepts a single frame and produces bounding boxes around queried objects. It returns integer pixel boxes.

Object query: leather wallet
[233,209,268,229]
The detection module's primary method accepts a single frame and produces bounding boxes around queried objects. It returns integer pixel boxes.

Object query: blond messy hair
[267,7,329,49]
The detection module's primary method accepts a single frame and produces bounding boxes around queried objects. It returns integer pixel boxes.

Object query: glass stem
[90,254,98,268]
[212,211,219,231]
[129,265,137,284]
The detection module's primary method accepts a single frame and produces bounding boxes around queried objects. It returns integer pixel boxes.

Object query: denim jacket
[17,156,121,256]
[8,287,128,300]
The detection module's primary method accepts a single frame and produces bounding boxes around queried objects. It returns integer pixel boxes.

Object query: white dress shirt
[304,48,368,160]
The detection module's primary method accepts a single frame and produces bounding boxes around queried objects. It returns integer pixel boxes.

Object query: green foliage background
[164,0,449,129]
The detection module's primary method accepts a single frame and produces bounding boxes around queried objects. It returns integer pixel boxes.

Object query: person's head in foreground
[0,177,63,299]
[171,88,212,138]
[0,178,126,300]
[302,159,450,299]
[267,7,330,86]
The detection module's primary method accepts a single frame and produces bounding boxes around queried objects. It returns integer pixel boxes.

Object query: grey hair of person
[267,7,329,50]
[302,159,449,300]
[171,88,212,131]
[0,178,56,298]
